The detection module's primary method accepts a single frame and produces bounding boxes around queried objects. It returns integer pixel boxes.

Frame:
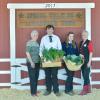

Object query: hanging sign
[16,10,84,28]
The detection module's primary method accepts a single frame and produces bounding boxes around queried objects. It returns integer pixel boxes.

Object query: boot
[79,85,88,95]
[87,85,91,93]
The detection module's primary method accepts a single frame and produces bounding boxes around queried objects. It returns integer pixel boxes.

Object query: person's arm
[26,52,35,68]
[87,42,93,67]
[57,37,62,50]
[26,41,35,68]
[79,41,84,58]
[87,52,93,67]
[39,37,45,57]
[75,43,79,56]
[62,42,67,56]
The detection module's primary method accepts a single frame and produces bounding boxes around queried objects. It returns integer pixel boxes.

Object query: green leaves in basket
[42,48,64,62]
[64,55,83,65]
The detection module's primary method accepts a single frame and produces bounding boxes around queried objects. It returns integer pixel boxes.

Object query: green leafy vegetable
[64,55,83,65]
[42,48,64,62]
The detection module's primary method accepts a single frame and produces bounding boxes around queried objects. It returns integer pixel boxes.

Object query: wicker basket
[42,61,61,68]
[64,60,83,71]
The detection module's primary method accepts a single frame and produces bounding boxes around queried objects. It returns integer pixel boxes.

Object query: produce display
[42,48,64,68]
[63,55,83,71]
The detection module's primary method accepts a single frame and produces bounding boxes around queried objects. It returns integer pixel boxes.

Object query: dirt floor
[0,88,99,100]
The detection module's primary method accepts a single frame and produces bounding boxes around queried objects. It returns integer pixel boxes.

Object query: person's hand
[41,56,44,60]
[41,56,45,62]
[80,54,84,59]
[31,62,35,68]
[87,61,91,68]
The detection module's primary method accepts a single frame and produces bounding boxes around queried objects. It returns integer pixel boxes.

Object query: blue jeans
[27,62,40,95]
[81,63,90,86]
[64,66,74,92]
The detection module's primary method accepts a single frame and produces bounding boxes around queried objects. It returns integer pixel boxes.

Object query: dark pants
[27,62,40,95]
[44,67,59,93]
[64,66,74,92]
[81,63,90,86]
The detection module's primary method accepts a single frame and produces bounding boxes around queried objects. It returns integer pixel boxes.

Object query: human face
[68,34,74,42]
[46,28,54,35]
[31,33,38,41]
[82,31,88,41]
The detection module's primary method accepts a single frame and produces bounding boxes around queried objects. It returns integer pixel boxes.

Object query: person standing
[39,25,62,96]
[79,30,93,95]
[62,32,79,95]
[26,30,40,96]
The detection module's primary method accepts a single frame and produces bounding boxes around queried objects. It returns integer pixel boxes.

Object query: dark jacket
[79,39,90,63]
[62,42,79,56]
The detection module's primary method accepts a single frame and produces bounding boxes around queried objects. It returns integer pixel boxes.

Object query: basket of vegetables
[42,48,64,68]
[63,55,83,71]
